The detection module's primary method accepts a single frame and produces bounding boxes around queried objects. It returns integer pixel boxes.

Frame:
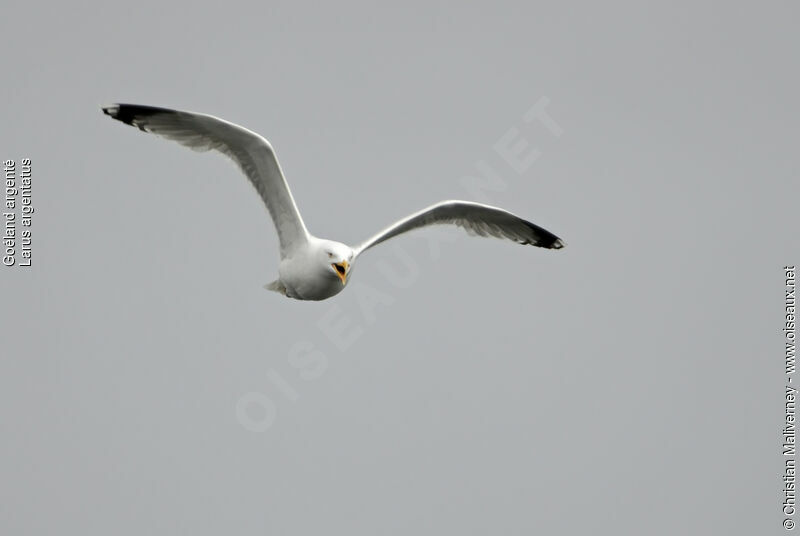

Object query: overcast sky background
[1,1,797,534]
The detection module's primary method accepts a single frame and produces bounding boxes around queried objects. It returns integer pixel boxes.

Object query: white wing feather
[102,104,309,258]
[354,200,564,256]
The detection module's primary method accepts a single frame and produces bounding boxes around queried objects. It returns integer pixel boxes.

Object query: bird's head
[320,240,354,286]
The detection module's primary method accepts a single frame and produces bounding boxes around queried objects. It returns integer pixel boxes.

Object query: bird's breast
[278,257,346,301]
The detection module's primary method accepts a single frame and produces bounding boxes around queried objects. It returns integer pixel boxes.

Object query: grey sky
[1,1,797,534]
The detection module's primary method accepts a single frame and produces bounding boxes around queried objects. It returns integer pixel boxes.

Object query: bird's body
[102,104,565,301]
[274,238,354,300]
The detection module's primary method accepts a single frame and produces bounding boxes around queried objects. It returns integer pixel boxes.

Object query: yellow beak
[332,260,349,285]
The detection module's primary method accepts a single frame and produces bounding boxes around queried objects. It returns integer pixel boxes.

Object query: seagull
[102,104,565,301]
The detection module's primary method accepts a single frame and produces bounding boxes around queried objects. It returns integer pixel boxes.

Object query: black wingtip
[101,104,118,118]
[522,219,566,250]
[100,103,177,128]
[538,235,565,249]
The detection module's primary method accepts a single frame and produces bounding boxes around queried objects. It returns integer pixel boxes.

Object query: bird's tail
[263,279,287,295]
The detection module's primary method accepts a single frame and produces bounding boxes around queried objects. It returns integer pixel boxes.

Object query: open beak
[332,260,349,285]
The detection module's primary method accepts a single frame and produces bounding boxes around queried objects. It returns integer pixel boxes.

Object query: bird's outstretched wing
[102,104,309,258]
[354,200,565,256]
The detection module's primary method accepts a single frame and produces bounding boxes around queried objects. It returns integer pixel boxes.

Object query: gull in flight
[102,104,565,301]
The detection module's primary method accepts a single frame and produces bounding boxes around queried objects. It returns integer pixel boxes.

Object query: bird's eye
[327,252,333,258]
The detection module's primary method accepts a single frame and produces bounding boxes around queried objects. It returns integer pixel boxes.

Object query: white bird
[102,104,565,301]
